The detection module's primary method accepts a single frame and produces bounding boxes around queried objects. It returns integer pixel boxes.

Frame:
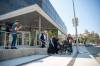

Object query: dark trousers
[68,44,73,53]
[41,41,45,48]
[47,45,55,54]
[5,33,10,48]
[54,47,59,54]
[11,34,17,48]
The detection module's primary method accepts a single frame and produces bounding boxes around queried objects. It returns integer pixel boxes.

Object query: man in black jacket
[40,31,47,48]
[5,21,13,49]
[52,36,59,54]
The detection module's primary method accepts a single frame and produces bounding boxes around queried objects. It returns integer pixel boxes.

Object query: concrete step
[0,48,47,61]
[0,55,48,66]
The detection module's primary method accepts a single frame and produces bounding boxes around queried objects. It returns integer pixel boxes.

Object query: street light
[72,0,79,54]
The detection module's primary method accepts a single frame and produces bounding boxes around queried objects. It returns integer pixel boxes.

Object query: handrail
[0,31,48,48]
[0,31,22,48]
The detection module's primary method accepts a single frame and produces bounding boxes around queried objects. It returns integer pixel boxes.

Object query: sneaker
[11,47,17,49]
[4,47,9,49]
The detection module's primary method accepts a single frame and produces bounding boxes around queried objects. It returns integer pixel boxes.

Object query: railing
[0,31,49,48]
[0,31,31,48]
[0,31,8,48]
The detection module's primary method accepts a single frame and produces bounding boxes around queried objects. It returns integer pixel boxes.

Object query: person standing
[52,36,59,54]
[67,34,73,54]
[47,36,55,54]
[5,21,13,49]
[40,31,47,48]
[63,38,69,54]
[11,20,22,49]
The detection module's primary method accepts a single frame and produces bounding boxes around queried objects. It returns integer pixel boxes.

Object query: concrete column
[39,16,41,34]
[29,32,31,46]
[22,32,24,45]
[4,32,6,48]
[38,16,41,46]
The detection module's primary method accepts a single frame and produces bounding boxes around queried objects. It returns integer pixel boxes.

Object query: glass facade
[41,0,67,32]
[0,0,67,32]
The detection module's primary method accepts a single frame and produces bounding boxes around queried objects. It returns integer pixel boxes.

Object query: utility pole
[72,0,79,54]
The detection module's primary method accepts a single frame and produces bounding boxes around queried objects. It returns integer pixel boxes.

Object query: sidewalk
[0,55,48,66]
[0,46,77,66]
[0,46,99,66]
[73,46,100,66]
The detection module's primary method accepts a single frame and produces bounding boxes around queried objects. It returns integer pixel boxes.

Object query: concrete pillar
[38,16,41,46]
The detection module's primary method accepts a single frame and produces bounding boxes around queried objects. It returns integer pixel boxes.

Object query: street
[86,45,100,63]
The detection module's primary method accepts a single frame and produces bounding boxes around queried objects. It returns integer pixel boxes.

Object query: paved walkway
[21,46,100,66]
[22,55,73,66]
[0,46,100,66]
[0,55,48,66]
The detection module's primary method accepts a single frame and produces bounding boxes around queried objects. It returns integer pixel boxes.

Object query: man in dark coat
[67,34,73,54]
[40,31,47,48]
[47,37,55,54]
[5,21,13,49]
[52,36,59,54]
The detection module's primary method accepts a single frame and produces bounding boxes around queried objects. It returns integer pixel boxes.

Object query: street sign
[72,17,78,27]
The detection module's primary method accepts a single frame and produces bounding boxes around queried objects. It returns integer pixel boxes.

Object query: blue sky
[49,0,100,35]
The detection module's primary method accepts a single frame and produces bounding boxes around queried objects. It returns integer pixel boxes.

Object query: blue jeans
[11,34,17,48]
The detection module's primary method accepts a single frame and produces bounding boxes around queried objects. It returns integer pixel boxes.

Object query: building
[0,0,67,47]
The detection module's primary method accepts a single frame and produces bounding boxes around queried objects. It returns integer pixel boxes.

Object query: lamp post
[72,0,79,54]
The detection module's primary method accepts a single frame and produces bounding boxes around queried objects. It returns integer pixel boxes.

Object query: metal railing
[0,31,31,48]
[0,31,9,48]
[0,31,49,48]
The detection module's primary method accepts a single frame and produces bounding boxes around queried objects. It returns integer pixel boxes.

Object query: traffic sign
[72,17,78,27]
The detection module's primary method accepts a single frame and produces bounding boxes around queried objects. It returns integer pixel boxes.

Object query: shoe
[4,47,9,49]
[11,47,17,49]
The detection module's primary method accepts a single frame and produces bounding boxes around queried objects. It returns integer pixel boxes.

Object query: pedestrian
[47,36,55,54]
[11,20,22,49]
[5,21,13,49]
[67,34,73,54]
[52,35,59,54]
[63,38,69,54]
[40,31,47,48]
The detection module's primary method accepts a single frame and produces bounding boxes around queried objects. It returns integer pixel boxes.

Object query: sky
[49,0,100,35]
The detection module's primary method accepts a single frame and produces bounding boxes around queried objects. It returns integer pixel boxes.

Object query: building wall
[0,0,67,33]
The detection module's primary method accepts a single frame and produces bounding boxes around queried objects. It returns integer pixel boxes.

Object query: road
[86,45,100,63]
